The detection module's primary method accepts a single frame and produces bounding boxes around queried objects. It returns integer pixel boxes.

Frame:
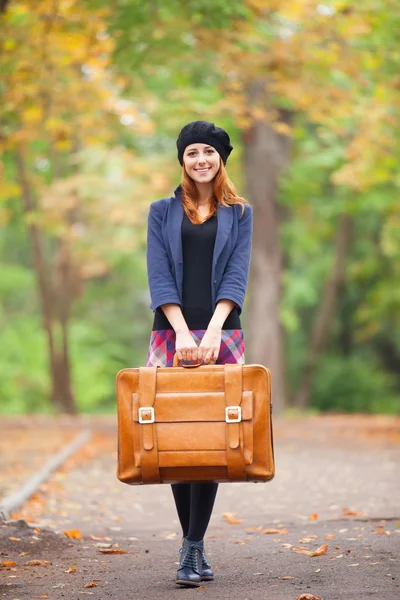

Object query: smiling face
[182,143,221,184]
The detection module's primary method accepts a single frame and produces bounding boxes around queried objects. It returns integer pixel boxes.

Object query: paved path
[1,415,399,599]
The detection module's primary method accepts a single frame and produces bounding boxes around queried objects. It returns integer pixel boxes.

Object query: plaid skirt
[146,329,245,367]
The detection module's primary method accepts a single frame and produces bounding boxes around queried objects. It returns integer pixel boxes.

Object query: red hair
[181,163,248,224]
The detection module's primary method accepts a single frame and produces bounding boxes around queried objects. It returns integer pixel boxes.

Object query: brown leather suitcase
[116,361,274,485]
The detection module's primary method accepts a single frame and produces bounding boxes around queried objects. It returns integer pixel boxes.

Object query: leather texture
[116,363,274,485]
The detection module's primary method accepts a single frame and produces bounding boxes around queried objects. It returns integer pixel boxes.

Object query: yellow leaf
[307,544,329,557]
[24,560,52,566]
[64,529,82,539]
[342,507,365,517]
[222,512,244,525]
[273,122,292,136]
[2,560,16,567]
[262,528,288,535]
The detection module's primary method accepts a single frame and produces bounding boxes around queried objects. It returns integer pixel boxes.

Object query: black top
[152,211,241,330]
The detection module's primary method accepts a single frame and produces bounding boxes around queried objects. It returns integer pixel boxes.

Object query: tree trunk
[15,145,77,414]
[243,81,293,414]
[292,213,353,409]
[0,0,9,15]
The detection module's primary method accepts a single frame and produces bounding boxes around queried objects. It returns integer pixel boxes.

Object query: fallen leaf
[308,513,318,521]
[299,536,318,543]
[96,549,128,554]
[262,528,288,535]
[64,529,82,540]
[66,567,77,573]
[296,594,323,600]
[94,543,112,549]
[308,544,329,557]
[295,544,328,557]
[342,507,365,517]
[87,536,112,541]
[1,560,16,567]
[9,537,21,542]
[349,563,360,567]
[245,526,263,532]
[24,560,52,567]
[84,582,98,588]
[325,534,335,540]
[222,512,243,525]
[280,575,294,580]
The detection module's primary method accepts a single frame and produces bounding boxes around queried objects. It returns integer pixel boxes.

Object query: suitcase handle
[172,353,215,368]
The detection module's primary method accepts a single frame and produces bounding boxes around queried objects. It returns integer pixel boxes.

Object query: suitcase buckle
[225,406,241,423]
[138,407,155,424]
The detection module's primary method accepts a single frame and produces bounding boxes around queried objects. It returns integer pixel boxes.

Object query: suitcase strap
[138,367,161,483]
[224,364,247,481]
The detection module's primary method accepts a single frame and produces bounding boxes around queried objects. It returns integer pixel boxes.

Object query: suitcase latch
[225,406,241,423]
[138,407,155,424]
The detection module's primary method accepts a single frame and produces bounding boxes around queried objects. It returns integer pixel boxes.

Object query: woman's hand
[175,329,199,362]
[198,324,222,364]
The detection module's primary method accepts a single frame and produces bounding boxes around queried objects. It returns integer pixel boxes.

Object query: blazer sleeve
[146,201,181,311]
[215,204,253,314]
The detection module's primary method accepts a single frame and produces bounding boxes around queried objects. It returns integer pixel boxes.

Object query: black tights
[171,482,219,542]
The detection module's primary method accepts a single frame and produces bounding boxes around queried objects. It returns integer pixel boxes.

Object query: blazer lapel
[213,203,233,266]
[167,187,184,274]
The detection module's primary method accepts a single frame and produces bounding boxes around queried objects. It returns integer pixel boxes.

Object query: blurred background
[1,0,399,417]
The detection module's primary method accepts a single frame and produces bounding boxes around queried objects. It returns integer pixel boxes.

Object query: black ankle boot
[200,546,214,581]
[176,538,203,587]
[178,538,214,582]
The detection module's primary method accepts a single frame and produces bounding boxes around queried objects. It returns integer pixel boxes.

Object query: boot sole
[176,579,202,587]
[201,576,214,581]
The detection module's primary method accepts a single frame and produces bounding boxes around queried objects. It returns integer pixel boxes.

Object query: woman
[145,120,253,587]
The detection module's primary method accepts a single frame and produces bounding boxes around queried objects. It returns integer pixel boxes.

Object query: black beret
[177,120,233,165]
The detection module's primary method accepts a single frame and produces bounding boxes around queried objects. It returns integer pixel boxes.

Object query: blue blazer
[146,185,252,315]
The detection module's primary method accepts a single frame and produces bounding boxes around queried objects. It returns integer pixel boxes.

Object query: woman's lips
[195,167,211,173]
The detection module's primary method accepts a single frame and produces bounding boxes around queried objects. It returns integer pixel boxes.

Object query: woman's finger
[203,350,212,364]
